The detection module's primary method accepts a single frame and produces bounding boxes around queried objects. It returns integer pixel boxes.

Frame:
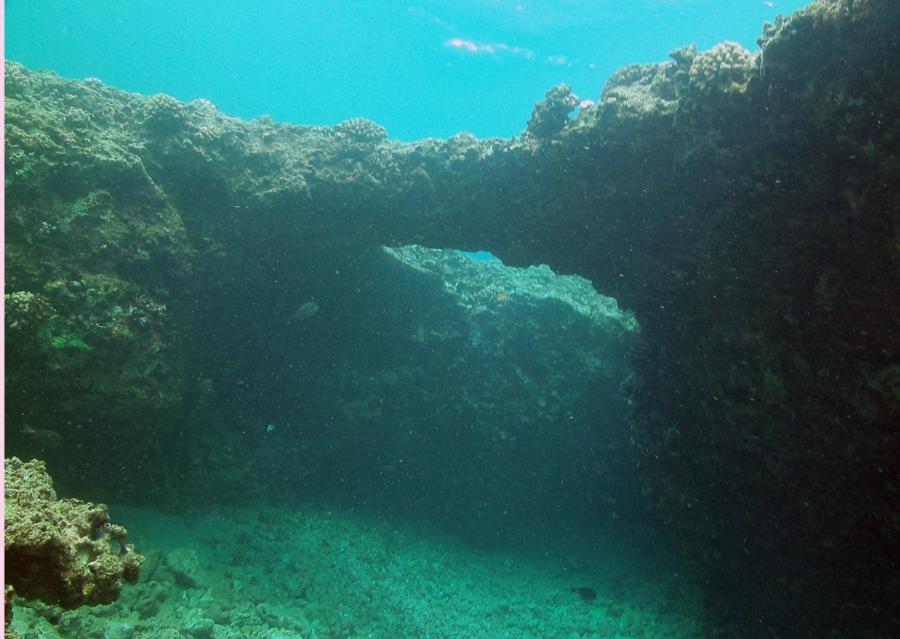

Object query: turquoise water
[7,0,808,140]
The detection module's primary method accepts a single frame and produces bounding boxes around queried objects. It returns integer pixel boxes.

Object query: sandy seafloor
[11,504,705,638]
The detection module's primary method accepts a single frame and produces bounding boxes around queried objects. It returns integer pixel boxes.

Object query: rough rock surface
[524,83,580,140]
[5,0,900,635]
[4,458,143,610]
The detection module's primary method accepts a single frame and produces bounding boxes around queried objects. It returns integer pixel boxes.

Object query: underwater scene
[4,1,899,638]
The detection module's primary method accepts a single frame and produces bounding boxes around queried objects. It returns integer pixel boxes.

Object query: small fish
[21,425,64,450]
[571,586,597,602]
[288,301,320,322]
[198,377,215,394]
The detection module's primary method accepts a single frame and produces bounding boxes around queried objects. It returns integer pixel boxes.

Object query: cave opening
[180,243,645,550]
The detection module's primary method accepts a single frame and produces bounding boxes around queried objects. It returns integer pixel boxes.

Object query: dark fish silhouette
[571,586,597,602]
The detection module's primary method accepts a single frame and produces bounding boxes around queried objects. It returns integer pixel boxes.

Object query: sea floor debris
[10,505,704,639]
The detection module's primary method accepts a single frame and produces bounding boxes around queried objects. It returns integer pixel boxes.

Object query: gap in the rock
[48,245,706,639]
[182,242,646,549]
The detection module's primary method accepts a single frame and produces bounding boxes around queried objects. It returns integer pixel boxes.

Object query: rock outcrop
[4,458,143,617]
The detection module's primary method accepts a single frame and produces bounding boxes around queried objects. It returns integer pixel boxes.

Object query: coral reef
[335,117,389,144]
[4,458,143,612]
[687,41,755,94]
[524,84,580,141]
[4,0,900,635]
[597,62,680,121]
[385,245,638,337]
[4,291,54,333]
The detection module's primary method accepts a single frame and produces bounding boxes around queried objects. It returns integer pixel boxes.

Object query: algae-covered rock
[164,548,207,590]
[384,245,638,338]
[687,41,756,95]
[335,117,388,144]
[4,458,143,609]
[525,84,580,141]
[598,62,680,121]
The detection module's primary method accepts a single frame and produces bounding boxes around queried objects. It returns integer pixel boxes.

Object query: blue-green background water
[7,0,808,140]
